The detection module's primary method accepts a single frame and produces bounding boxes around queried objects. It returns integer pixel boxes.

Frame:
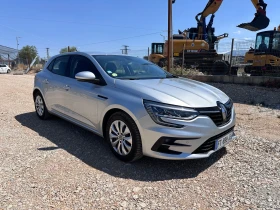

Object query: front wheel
[105,112,143,162]
[7,69,11,74]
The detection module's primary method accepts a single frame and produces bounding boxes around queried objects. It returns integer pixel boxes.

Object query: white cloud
[233,30,242,34]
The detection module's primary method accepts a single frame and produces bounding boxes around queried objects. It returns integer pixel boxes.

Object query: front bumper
[138,105,237,160]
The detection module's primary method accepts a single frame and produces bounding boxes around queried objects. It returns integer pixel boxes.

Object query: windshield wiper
[165,74,178,78]
[119,78,139,80]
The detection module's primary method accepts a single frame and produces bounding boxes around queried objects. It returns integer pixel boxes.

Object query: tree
[60,46,78,54]
[18,45,38,68]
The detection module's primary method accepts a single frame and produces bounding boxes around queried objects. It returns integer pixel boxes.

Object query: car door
[0,65,4,73]
[43,55,71,115]
[61,55,104,130]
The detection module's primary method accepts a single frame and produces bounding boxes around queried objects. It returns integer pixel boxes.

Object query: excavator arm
[251,0,267,10]
[196,0,223,40]
[196,0,270,38]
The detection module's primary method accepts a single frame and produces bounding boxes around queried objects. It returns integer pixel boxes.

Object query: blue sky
[1,0,279,59]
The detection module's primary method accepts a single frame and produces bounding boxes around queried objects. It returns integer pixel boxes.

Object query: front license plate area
[215,131,235,151]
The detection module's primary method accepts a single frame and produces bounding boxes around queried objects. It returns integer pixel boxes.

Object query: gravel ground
[0,74,280,210]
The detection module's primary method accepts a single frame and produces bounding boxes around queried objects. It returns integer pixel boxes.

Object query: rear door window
[51,56,70,76]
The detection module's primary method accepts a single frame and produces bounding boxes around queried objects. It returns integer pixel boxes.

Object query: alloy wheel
[35,95,44,116]
[109,120,132,156]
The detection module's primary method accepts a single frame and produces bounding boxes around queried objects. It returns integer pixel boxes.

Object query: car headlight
[143,100,199,128]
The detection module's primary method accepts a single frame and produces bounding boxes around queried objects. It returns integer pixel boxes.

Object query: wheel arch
[33,88,40,100]
[101,105,143,141]
[32,88,49,109]
[33,88,43,101]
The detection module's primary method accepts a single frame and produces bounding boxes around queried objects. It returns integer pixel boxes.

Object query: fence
[0,45,18,69]
[141,38,257,76]
[0,45,47,71]
[218,38,255,66]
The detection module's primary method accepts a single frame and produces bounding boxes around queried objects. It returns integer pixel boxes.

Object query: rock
[133,187,141,193]
[139,203,147,208]
[121,201,128,208]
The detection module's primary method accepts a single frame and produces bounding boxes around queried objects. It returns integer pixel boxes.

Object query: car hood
[115,77,230,108]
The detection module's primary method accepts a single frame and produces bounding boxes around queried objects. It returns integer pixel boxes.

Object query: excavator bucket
[237,15,270,31]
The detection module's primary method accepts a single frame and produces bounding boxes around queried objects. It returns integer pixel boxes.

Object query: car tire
[34,92,50,120]
[105,111,143,162]
[7,69,11,74]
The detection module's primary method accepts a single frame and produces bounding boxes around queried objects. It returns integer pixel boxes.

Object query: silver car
[33,52,236,162]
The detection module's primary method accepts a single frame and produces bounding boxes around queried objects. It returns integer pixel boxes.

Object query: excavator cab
[237,15,270,31]
[148,43,165,66]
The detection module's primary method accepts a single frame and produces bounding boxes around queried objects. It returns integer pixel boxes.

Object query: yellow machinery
[148,0,270,75]
[244,25,280,76]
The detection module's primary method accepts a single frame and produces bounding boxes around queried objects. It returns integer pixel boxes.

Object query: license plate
[215,131,235,151]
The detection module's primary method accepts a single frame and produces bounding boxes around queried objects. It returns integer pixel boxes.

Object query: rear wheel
[105,112,143,162]
[34,92,50,120]
[7,69,11,73]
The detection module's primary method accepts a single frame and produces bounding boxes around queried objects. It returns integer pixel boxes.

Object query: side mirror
[75,71,99,84]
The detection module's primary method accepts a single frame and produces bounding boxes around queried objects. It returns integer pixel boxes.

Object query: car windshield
[92,55,176,80]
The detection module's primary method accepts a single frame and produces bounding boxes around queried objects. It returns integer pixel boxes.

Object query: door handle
[43,79,49,84]
[64,85,70,91]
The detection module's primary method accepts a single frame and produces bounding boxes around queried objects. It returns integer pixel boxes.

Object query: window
[272,33,280,51]
[69,55,100,79]
[152,43,164,54]
[47,59,55,71]
[51,55,70,76]
[92,55,173,80]
[255,33,270,51]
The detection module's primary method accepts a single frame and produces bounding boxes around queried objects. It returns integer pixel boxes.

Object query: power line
[0,23,53,44]
[76,31,164,48]
[0,16,166,31]
[27,31,166,52]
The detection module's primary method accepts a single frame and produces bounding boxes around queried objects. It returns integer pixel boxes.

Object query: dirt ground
[0,74,280,210]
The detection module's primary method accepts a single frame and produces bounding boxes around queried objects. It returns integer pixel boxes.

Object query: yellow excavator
[243,25,280,76]
[148,0,270,75]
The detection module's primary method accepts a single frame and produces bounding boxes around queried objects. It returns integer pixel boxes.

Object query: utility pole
[121,45,130,54]
[16,36,21,64]
[229,38,234,76]
[46,48,50,59]
[167,0,174,72]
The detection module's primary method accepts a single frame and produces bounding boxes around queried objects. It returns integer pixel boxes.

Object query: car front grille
[195,99,233,127]
[192,126,235,154]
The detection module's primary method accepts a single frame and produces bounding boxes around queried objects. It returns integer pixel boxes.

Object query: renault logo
[217,102,227,121]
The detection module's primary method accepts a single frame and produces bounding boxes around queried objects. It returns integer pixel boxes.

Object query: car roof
[44,52,139,67]
[56,51,133,57]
